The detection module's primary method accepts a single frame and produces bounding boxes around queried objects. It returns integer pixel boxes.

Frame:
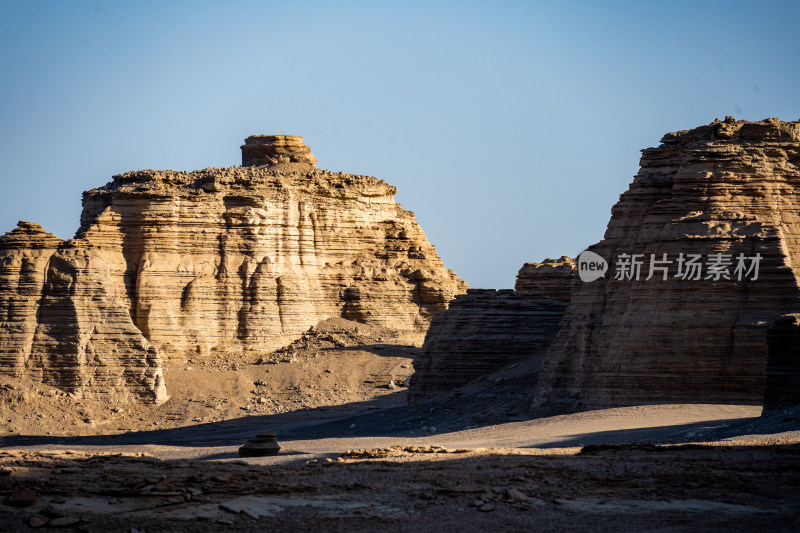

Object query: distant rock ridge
[535,117,800,411]
[0,137,466,403]
[515,256,575,302]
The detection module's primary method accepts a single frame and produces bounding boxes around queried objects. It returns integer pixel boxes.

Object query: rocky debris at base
[342,445,478,458]
[7,489,37,506]
[257,318,405,364]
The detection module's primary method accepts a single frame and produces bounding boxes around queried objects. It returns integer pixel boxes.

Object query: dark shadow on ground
[0,372,538,448]
[1,397,772,453]
[340,343,419,359]
[3,353,788,450]
[517,417,763,449]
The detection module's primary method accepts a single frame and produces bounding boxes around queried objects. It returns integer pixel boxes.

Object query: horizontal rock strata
[0,222,167,403]
[408,288,567,402]
[241,135,317,167]
[535,118,800,411]
[0,137,465,403]
[515,256,575,302]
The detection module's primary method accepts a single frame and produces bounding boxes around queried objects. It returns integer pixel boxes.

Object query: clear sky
[1,1,798,289]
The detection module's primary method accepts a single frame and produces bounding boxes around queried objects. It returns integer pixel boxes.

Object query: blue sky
[1,1,798,288]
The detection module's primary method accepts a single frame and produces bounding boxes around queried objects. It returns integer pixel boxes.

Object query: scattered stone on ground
[239,432,281,457]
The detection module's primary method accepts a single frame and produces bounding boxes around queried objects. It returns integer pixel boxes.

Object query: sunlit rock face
[0,137,466,403]
[534,118,800,412]
[515,257,575,302]
[0,221,167,404]
[241,135,318,167]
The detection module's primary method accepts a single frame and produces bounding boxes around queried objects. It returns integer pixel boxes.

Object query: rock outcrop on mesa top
[0,136,465,403]
[408,288,567,402]
[515,257,575,302]
[534,117,800,412]
[241,135,318,167]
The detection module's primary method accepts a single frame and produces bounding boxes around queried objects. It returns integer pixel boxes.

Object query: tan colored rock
[0,222,167,404]
[534,118,800,412]
[0,222,63,376]
[515,256,575,302]
[241,135,317,167]
[0,137,465,403]
[78,160,465,358]
[29,243,168,404]
[409,288,567,402]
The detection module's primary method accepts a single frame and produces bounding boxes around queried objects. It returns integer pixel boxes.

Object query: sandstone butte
[535,117,800,412]
[0,135,466,404]
[410,118,800,412]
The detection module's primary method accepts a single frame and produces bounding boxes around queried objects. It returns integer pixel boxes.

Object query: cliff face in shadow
[764,314,800,411]
[408,288,567,403]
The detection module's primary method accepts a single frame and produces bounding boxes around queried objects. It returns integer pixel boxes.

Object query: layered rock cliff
[0,222,168,404]
[534,117,800,411]
[408,288,567,402]
[0,136,465,403]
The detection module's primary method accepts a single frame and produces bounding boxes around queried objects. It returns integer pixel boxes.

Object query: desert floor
[1,321,798,531]
[1,400,799,532]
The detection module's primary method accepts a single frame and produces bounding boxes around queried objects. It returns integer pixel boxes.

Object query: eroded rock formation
[241,135,317,167]
[409,288,567,402]
[0,222,63,377]
[534,117,800,411]
[0,137,465,403]
[0,222,167,404]
[515,256,575,302]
